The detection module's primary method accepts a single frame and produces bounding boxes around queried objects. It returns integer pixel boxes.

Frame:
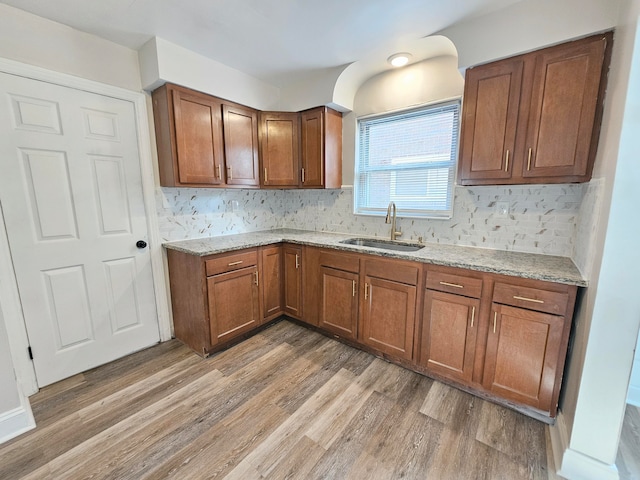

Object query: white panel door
[0,72,160,387]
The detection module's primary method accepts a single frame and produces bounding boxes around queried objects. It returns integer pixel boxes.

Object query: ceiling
[1,0,524,86]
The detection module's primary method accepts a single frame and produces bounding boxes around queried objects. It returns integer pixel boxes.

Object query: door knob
[136,240,147,249]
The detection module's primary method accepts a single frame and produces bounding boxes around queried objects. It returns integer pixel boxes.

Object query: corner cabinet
[260,108,343,189]
[458,32,612,185]
[152,83,259,188]
[300,107,342,189]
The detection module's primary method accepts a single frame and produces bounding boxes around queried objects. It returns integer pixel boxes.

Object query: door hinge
[28,346,33,360]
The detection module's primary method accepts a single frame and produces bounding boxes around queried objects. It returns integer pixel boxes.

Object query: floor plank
[0,320,560,480]
[618,404,640,480]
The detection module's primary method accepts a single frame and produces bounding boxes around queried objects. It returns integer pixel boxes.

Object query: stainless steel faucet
[385,202,402,241]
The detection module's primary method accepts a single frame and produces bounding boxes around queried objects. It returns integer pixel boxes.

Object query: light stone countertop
[163,229,587,287]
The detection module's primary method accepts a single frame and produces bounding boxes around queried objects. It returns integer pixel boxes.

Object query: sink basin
[340,238,425,252]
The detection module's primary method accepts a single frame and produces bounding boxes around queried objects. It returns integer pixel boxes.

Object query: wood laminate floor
[618,404,640,480]
[0,320,563,480]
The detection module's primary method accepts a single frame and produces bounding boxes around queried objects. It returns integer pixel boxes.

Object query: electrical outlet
[496,201,509,217]
[318,200,325,212]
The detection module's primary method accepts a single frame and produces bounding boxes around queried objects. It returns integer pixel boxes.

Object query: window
[354,100,460,219]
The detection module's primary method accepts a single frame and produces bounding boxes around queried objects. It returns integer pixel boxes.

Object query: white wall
[138,37,281,111]
[437,0,619,69]
[0,4,141,91]
[561,4,640,468]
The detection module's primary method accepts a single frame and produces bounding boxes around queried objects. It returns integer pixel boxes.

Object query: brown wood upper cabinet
[259,112,300,187]
[152,83,259,188]
[260,108,343,189]
[222,104,260,187]
[300,107,342,189]
[458,32,612,186]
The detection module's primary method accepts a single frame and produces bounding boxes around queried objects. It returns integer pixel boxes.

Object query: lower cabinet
[420,268,483,384]
[360,259,418,360]
[167,243,578,420]
[283,244,303,318]
[421,290,479,383]
[482,281,573,414]
[318,250,359,339]
[207,265,260,345]
[260,245,283,321]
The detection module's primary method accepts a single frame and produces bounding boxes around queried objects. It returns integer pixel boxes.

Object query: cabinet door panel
[261,246,282,320]
[421,290,478,383]
[207,267,259,345]
[283,245,302,318]
[459,59,523,183]
[300,108,324,187]
[524,38,606,179]
[483,304,564,411]
[320,266,358,339]
[260,112,300,186]
[361,276,416,360]
[223,104,259,186]
[172,90,224,185]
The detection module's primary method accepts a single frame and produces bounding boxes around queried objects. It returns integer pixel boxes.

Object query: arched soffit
[331,35,459,112]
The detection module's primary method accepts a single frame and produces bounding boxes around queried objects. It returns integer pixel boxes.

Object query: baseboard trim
[0,402,35,445]
[627,385,640,407]
[550,411,620,480]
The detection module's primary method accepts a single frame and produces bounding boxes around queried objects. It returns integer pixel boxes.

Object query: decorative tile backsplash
[156,188,285,241]
[281,185,584,256]
[156,183,586,258]
[573,178,604,276]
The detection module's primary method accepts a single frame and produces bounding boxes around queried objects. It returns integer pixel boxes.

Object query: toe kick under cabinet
[166,243,578,421]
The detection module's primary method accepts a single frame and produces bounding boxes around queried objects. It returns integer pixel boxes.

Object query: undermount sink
[340,237,425,252]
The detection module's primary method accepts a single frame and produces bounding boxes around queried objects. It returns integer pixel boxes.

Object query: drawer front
[364,258,419,286]
[205,249,258,276]
[426,270,483,298]
[493,282,568,316]
[319,250,359,273]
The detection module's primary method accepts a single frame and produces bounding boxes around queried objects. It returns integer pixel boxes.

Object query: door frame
[0,57,172,395]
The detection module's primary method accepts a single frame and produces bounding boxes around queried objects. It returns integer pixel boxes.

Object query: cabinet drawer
[364,258,419,286]
[319,250,359,273]
[426,270,483,298]
[493,282,568,316]
[205,250,258,276]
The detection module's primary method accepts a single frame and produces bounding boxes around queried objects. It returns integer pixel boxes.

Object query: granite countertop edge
[163,229,587,287]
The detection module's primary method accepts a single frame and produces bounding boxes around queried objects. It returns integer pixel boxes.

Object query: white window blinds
[355,100,460,219]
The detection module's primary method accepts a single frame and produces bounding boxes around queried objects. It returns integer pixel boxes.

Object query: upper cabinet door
[458,58,524,184]
[300,108,324,188]
[259,112,300,187]
[523,36,608,181]
[300,107,343,189]
[458,32,612,186]
[223,104,260,187]
[172,89,225,185]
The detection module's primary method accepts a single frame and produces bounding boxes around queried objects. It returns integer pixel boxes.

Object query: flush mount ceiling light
[387,52,412,67]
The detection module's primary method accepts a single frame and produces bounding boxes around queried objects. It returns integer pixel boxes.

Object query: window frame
[354,99,461,220]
